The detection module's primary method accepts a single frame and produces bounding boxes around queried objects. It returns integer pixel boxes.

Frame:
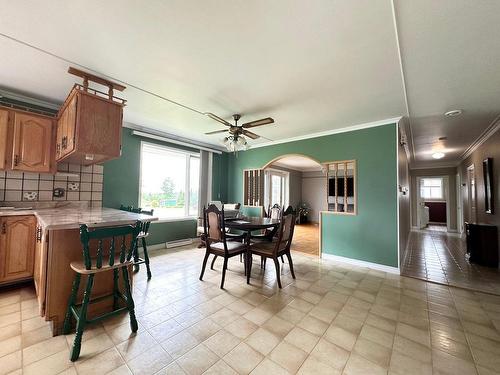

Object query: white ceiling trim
[391,0,415,165]
[460,114,500,162]
[250,116,402,150]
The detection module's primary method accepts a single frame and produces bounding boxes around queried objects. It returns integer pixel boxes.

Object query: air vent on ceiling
[0,88,60,117]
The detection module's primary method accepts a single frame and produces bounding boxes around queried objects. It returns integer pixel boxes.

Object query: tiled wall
[0,163,103,207]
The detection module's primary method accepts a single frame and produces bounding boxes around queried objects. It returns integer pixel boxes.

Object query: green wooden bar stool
[119,205,154,279]
[63,221,142,361]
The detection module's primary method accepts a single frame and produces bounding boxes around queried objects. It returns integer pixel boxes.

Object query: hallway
[402,230,500,295]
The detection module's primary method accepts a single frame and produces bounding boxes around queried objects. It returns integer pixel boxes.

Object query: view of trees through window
[140,143,200,218]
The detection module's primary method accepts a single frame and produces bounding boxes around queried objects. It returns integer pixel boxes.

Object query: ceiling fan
[204,113,274,152]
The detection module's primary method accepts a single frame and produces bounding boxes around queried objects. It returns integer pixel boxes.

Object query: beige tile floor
[1,245,500,375]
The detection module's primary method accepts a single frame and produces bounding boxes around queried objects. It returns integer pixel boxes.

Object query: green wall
[227,124,399,267]
[103,128,224,245]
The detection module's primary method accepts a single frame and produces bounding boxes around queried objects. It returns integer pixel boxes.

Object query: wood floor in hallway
[292,223,319,257]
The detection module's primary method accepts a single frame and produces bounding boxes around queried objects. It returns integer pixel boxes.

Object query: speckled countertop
[0,207,158,230]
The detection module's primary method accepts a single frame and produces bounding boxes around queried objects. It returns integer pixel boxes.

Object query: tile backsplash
[0,163,103,207]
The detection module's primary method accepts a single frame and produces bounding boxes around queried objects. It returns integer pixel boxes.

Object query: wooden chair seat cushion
[210,241,247,255]
[250,241,287,257]
[70,258,133,274]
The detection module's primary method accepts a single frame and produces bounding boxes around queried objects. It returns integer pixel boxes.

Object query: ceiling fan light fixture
[222,135,248,153]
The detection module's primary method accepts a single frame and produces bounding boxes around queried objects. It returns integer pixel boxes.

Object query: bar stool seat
[70,258,133,274]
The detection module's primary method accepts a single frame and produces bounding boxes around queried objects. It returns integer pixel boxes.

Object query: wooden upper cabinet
[0,215,36,284]
[56,87,123,165]
[12,112,54,173]
[0,109,9,169]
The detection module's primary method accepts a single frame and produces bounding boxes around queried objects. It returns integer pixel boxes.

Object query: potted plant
[297,203,310,224]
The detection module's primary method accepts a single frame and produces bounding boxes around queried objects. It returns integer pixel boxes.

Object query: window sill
[152,217,197,224]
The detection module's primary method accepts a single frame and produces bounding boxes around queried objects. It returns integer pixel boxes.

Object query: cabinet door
[12,113,53,172]
[57,94,77,160]
[0,216,36,283]
[0,109,9,170]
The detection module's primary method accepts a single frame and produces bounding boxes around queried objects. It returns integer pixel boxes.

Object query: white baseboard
[321,253,400,274]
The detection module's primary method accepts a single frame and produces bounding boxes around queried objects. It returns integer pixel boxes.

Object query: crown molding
[249,116,402,150]
[460,114,500,162]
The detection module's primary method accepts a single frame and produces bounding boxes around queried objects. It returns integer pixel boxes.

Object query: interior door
[416,177,427,229]
[467,165,477,223]
[12,113,53,172]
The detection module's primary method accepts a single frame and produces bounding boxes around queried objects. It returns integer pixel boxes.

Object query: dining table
[225,216,281,274]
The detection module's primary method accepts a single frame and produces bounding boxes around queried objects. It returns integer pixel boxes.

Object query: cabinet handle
[36,226,42,242]
[56,143,61,155]
[1,222,6,234]
[62,136,67,149]
[13,155,19,167]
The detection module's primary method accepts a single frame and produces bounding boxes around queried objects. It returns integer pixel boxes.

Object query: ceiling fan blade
[242,130,260,140]
[205,129,229,135]
[204,112,232,127]
[242,117,274,128]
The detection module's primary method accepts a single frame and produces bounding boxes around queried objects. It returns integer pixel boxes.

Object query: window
[327,160,356,214]
[140,142,200,219]
[420,178,443,200]
[264,169,289,208]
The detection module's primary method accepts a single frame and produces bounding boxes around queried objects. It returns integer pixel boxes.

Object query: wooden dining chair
[119,205,153,279]
[63,221,142,361]
[247,208,297,288]
[199,204,248,289]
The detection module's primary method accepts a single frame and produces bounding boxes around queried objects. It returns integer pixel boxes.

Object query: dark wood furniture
[247,209,297,288]
[63,222,141,361]
[199,205,248,289]
[119,205,154,279]
[465,222,498,267]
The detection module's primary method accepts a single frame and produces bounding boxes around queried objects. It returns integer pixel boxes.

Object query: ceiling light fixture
[444,109,463,117]
[432,152,445,159]
[223,135,248,153]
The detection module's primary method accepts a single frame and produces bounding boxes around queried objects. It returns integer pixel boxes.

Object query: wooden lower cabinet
[0,215,37,284]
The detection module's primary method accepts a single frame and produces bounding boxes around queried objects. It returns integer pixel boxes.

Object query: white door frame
[456,172,464,234]
[416,176,451,232]
[466,164,477,224]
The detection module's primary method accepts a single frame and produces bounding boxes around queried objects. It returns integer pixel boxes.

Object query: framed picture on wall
[483,158,494,214]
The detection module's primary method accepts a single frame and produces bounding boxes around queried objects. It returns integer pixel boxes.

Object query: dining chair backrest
[273,208,296,255]
[79,221,142,270]
[203,204,226,244]
[269,204,281,220]
[119,205,154,234]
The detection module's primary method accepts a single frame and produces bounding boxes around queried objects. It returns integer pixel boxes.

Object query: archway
[262,154,325,256]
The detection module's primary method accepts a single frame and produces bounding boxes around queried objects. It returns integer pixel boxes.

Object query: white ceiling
[272,156,323,172]
[0,0,499,167]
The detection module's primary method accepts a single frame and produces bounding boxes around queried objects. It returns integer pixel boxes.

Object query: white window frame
[419,177,444,201]
[138,141,200,221]
[264,168,289,209]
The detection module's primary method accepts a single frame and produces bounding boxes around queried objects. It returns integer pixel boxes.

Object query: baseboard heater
[166,238,193,249]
